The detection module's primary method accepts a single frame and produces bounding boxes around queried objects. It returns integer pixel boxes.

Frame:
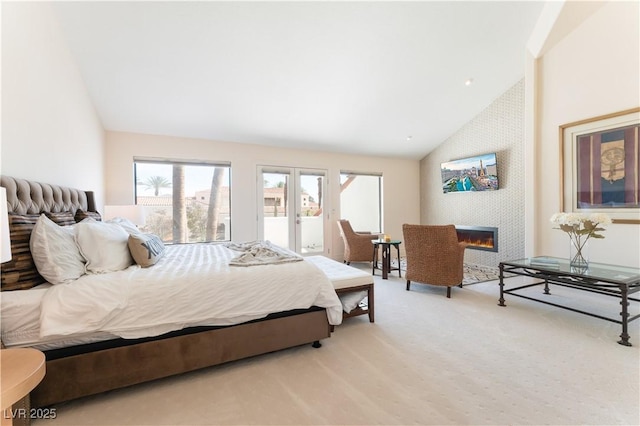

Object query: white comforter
[39,244,342,339]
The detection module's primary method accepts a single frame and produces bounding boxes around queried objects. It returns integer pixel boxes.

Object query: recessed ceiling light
[406,136,413,142]
[465,78,474,86]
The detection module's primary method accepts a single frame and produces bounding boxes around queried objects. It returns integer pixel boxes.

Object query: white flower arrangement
[550,212,612,266]
[550,212,612,230]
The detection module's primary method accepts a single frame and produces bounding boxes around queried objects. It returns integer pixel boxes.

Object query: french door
[257,166,327,255]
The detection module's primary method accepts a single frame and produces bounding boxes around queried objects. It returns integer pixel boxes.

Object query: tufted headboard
[1,176,95,215]
[0,176,98,291]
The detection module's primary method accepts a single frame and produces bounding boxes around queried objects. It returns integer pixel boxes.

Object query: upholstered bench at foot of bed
[305,256,374,324]
[335,283,374,323]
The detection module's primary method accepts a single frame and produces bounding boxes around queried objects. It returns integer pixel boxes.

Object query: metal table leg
[618,285,632,346]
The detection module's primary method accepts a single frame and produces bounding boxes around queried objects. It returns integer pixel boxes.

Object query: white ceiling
[52,1,545,160]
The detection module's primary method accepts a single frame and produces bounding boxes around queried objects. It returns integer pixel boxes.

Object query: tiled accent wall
[419,79,524,268]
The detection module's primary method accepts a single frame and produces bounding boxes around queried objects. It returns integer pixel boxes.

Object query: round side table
[372,239,402,279]
[1,348,46,426]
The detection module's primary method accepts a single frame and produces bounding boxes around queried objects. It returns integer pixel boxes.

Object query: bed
[0,176,346,408]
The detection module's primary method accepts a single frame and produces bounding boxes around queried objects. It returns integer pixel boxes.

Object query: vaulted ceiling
[52,1,545,159]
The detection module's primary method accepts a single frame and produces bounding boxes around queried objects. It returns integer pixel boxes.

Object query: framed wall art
[560,107,640,224]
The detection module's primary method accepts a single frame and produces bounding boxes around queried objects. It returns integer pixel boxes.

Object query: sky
[441,153,497,171]
[135,163,318,199]
[136,163,227,197]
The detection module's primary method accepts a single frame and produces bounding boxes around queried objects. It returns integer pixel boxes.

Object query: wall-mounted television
[441,153,499,193]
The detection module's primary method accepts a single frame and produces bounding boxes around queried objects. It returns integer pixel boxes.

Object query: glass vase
[569,238,589,270]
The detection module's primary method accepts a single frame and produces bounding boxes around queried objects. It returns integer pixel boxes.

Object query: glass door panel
[258,166,327,255]
[297,170,325,254]
[261,170,292,250]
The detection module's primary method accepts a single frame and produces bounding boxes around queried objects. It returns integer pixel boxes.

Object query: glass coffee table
[498,257,640,346]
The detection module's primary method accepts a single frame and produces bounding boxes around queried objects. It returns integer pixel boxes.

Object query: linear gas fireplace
[455,226,498,252]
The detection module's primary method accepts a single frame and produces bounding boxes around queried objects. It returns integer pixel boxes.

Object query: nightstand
[1,349,46,426]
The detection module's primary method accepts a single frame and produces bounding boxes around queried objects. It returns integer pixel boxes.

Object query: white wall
[105,131,420,260]
[533,1,640,267]
[420,80,525,267]
[0,2,105,205]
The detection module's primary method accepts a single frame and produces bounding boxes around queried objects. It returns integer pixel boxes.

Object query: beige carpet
[34,266,639,425]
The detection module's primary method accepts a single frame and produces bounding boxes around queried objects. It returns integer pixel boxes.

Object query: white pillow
[106,217,141,235]
[30,214,85,284]
[75,218,134,273]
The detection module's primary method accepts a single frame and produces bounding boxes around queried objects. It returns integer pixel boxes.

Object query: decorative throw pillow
[0,213,46,291]
[75,219,133,273]
[30,214,85,284]
[74,210,101,223]
[128,233,165,267]
[44,211,76,227]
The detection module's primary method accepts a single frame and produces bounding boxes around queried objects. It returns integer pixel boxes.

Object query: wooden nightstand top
[1,348,46,410]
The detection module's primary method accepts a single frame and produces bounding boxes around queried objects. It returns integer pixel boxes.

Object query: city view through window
[134,162,383,250]
[134,161,231,244]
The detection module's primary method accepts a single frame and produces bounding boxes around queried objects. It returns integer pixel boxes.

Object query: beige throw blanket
[226,240,303,266]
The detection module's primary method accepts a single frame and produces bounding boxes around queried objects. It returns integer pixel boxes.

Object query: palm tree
[206,168,226,241]
[283,176,288,216]
[314,176,323,216]
[142,176,171,196]
[172,166,187,243]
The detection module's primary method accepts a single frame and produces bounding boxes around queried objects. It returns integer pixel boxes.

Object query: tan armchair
[337,219,379,264]
[402,224,467,298]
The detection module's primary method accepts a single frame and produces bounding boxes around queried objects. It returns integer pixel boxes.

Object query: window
[134,158,231,244]
[339,172,382,233]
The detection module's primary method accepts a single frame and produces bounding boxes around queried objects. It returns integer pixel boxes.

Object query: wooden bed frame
[0,176,332,408]
[34,310,330,407]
